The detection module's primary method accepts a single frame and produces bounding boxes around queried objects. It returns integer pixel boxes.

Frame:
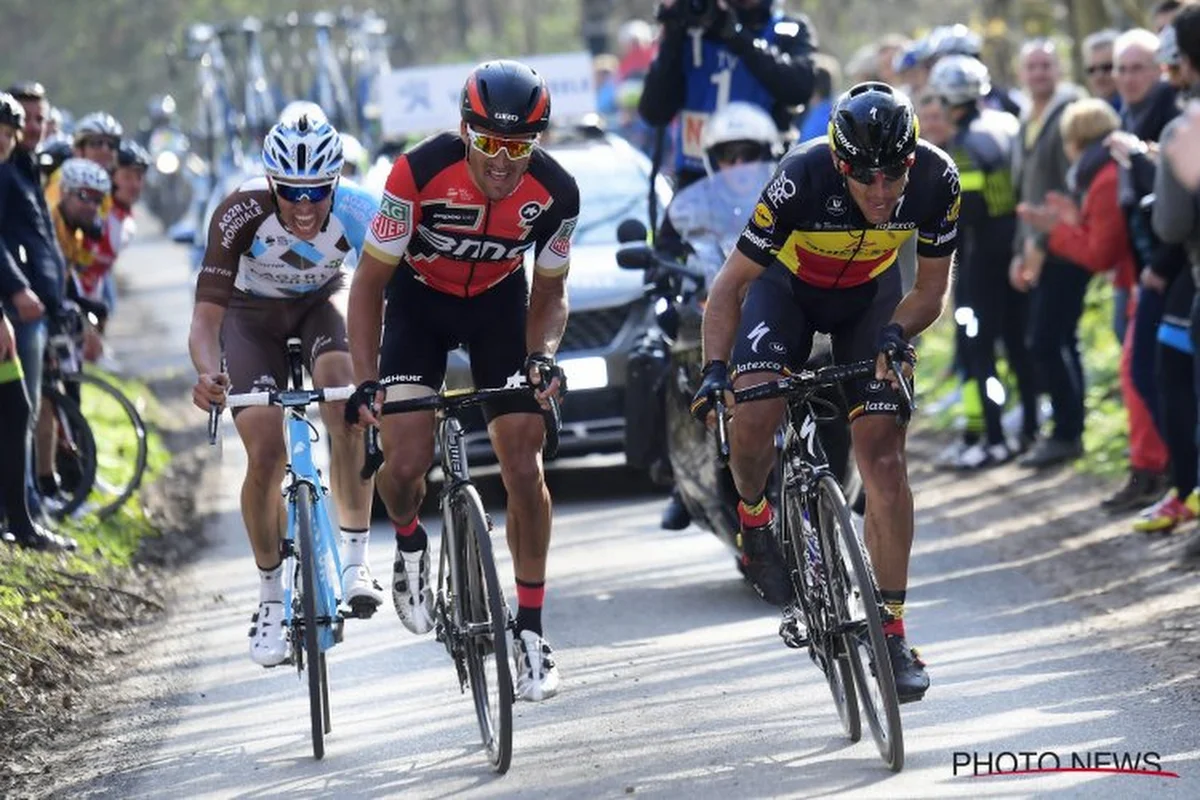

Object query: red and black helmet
[460,60,551,136]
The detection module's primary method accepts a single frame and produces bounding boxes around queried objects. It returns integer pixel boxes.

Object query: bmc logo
[418,228,533,261]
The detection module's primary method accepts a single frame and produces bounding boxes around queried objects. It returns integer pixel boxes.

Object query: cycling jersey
[736,139,961,289]
[361,132,580,299]
[195,176,375,306]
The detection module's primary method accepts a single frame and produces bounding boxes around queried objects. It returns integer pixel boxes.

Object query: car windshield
[547,145,659,246]
[666,161,778,273]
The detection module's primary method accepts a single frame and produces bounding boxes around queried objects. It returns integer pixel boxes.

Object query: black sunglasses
[1086,62,1114,75]
[843,160,910,185]
[711,141,771,164]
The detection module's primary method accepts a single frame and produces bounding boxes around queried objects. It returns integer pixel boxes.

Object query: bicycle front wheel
[40,389,98,520]
[780,474,859,743]
[817,475,904,771]
[452,484,514,774]
[296,483,328,760]
[73,372,149,518]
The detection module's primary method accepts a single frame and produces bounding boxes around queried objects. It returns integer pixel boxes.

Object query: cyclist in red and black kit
[692,83,962,702]
[346,60,579,702]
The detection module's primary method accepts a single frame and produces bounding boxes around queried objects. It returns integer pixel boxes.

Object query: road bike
[209,337,359,760]
[362,378,561,774]
[716,356,913,771]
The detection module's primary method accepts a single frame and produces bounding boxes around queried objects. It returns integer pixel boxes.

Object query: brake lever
[714,395,731,466]
[361,426,384,480]
[208,405,222,445]
[887,354,916,427]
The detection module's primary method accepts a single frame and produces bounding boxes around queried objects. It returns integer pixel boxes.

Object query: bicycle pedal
[347,599,380,620]
[778,617,808,649]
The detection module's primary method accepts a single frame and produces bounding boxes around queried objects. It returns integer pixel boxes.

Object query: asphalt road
[51,232,1200,798]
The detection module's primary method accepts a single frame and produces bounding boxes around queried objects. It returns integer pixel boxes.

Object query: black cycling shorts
[730,263,904,421]
[379,266,539,422]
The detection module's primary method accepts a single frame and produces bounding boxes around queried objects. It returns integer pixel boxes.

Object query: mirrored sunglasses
[274,181,336,203]
[467,126,537,159]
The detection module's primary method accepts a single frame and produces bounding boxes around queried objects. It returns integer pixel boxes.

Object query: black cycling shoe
[660,490,691,531]
[886,634,929,703]
[738,524,792,606]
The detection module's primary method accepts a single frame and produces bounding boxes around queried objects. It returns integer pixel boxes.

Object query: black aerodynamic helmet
[827,81,919,172]
[460,59,551,136]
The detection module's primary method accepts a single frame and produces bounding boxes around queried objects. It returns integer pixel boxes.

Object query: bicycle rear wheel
[73,372,148,518]
[817,475,903,771]
[40,389,97,520]
[296,483,328,760]
[780,474,860,742]
[452,484,514,774]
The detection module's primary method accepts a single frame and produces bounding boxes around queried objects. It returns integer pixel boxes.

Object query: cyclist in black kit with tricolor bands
[691,83,962,702]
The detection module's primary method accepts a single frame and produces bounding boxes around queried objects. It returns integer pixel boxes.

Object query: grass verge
[915,277,1128,479]
[0,370,175,780]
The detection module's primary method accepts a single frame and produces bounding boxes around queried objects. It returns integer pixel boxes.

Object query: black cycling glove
[690,359,731,421]
[526,353,567,396]
[876,323,916,366]
[344,380,382,425]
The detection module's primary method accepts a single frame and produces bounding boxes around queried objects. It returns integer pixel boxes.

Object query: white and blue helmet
[59,157,112,195]
[261,113,343,182]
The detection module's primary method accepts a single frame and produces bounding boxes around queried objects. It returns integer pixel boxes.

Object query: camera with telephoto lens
[659,0,720,29]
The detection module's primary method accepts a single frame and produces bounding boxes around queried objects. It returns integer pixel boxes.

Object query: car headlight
[559,356,608,390]
[155,151,180,175]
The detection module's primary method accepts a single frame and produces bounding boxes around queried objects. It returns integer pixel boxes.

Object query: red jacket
[1047,159,1137,290]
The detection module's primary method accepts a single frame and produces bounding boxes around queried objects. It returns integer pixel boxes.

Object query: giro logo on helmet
[493,112,520,122]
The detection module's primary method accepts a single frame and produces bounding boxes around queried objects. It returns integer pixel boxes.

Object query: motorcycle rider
[656,101,782,530]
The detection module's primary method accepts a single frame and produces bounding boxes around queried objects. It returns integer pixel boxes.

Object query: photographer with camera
[638,0,817,189]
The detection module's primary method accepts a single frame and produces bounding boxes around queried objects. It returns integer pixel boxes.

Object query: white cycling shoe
[392,546,434,634]
[511,629,560,702]
[342,563,384,618]
[249,600,291,667]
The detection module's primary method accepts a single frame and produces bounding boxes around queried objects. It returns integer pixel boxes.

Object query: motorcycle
[144,125,201,229]
[616,161,862,577]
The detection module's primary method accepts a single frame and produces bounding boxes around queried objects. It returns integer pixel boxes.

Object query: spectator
[1020,99,1169,507]
[594,53,621,120]
[638,0,817,189]
[1154,2,1200,562]
[1102,27,1185,511]
[875,33,912,87]
[1159,24,1188,89]
[0,86,74,551]
[892,35,933,95]
[914,88,954,147]
[1008,40,1089,468]
[796,53,839,143]
[1153,0,1185,35]
[929,55,1036,469]
[617,19,657,80]
[1083,30,1122,111]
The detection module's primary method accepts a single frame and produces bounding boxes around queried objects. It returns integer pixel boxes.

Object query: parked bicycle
[208,337,357,761]
[361,378,561,774]
[716,356,914,772]
[38,302,149,520]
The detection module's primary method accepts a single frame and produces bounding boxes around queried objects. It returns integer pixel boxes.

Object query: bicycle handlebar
[359,386,563,480]
[207,385,356,445]
[714,357,915,465]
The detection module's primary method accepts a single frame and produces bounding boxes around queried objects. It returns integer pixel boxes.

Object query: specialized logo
[766,173,797,206]
[753,202,775,232]
[831,122,860,157]
[548,217,577,260]
[747,321,771,353]
[798,412,819,457]
[825,196,846,217]
[371,191,412,242]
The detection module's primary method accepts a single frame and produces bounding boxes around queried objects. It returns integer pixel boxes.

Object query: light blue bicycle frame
[282,408,342,653]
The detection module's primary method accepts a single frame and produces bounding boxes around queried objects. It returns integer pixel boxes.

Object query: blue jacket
[637,9,816,184]
[0,148,65,316]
